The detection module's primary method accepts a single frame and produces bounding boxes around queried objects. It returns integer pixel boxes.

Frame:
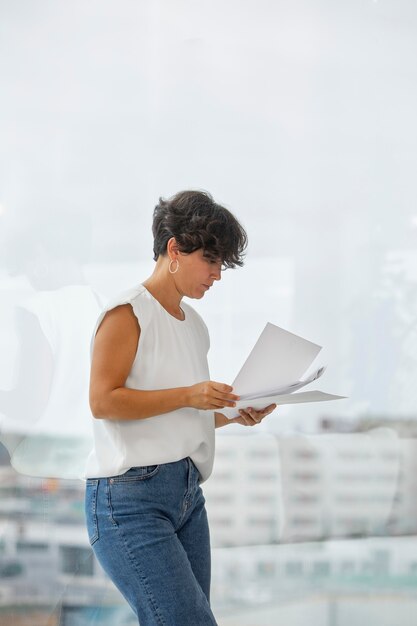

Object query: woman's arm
[214,412,229,428]
[89,305,239,420]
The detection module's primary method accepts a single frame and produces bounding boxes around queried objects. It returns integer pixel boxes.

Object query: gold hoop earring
[169,259,179,274]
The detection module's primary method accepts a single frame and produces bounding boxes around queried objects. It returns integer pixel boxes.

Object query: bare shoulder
[90,304,141,411]
[90,304,141,399]
[95,304,141,346]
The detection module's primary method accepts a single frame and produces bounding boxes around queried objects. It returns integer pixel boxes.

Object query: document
[221,322,346,419]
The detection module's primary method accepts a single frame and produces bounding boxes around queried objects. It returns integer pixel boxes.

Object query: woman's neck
[142,261,184,320]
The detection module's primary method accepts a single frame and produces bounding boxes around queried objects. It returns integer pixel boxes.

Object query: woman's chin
[190,285,208,299]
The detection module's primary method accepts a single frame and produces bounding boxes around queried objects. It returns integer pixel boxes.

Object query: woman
[84,190,277,626]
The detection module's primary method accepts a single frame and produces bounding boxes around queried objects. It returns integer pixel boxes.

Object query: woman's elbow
[90,386,124,419]
[89,392,107,419]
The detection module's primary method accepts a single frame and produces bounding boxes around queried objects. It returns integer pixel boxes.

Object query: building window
[336,474,371,481]
[292,494,319,504]
[285,561,303,576]
[16,541,49,552]
[258,561,275,576]
[247,517,274,526]
[294,449,319,460]
[59,546,93,576]
[251,494,275,504]
[313,561,330,576]
[0,561,24,577]
[340,560,355,574]
[210,518,233,527]
[292,472,319,481]
[249,473,277,481]
[290,517,317,526]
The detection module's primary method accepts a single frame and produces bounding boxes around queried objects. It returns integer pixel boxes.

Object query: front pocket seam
[109,465,160,483]
[86,480,99,546]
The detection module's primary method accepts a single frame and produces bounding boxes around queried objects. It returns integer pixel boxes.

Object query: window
[292,495,319,504]
[247,517,274,526]
[16,541,49,552]
[249,473,277,481]
[60,546,93,576]
[313,561,330,576]
[292,472,320,481]
[285,561,303,576]
[294,450,319,460]
[258,561,275,576]
[290,517,317,526]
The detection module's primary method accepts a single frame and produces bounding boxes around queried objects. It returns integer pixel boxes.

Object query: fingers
[260,403,277,416]
[238,410,255,426]
[202,382,278,413]
[191,381,240,410]
[212,398,236,409]
[238,407,259,426]
[212,382,233,393]
[211,382,240,407]
[238,403,278,426]
[212,382,240,400]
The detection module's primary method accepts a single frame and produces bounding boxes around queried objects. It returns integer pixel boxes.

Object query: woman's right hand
[186,381,240,410]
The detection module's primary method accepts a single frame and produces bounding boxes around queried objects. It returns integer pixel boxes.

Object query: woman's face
[177,248,222,299]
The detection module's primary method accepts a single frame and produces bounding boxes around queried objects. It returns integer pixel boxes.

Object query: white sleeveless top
[84,283,215,483]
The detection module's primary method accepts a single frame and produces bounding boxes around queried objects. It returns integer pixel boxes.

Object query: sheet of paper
[221,390,346,419]
[238,366,327,401]
[231,322,322,398]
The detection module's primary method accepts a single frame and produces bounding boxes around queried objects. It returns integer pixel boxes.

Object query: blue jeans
[85,457,218,626]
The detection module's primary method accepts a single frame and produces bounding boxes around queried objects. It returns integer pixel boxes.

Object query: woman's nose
[211,267,221,281]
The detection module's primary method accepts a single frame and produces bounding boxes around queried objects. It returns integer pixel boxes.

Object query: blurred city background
[1,0,417,624]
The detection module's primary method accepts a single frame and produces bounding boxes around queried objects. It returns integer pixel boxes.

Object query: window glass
[1,1,416,624]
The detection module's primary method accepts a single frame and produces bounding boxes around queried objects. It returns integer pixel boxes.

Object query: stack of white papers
[221,322,346,419]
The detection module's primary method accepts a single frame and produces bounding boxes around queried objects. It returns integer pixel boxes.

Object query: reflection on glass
[0,210,103,478]
[1,0,417,623]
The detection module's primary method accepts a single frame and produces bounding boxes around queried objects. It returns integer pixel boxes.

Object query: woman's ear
[166,237,180,258]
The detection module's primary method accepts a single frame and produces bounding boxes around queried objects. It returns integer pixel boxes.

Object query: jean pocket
[110,465,160,483]
[85,479,99,546]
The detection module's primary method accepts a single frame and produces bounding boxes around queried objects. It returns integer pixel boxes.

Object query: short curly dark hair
[152,190,248,269]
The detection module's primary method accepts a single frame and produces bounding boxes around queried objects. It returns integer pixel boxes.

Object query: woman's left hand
[228,403,277,427]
